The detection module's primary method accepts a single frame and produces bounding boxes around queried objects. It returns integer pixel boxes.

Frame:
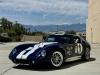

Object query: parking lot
[0,42,100,75]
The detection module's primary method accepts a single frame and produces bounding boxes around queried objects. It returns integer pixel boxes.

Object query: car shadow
[13,57,96,71]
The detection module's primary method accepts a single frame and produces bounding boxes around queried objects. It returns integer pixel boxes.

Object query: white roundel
[77,43,83,54]
[75,43,83,54]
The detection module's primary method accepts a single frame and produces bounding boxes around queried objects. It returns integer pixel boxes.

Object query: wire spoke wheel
[85,48,90,60]
[81,48,90,61]
[51,51,63,67]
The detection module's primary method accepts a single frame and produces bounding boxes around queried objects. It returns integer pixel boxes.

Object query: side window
[74,36,81,43]
[60,36,71,44]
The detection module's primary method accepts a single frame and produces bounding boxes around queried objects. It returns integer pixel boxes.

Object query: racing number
[75,43,83,54]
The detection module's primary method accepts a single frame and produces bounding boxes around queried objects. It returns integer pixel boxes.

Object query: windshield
[44,36,57,42]
[44,35,72,43]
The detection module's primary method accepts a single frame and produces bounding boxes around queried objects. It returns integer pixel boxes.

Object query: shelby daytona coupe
[9,34,91,68]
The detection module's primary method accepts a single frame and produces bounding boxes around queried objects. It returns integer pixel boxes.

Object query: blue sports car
[9,34,91,68]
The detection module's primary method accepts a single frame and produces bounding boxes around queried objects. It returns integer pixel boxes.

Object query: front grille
[15,59,32,64]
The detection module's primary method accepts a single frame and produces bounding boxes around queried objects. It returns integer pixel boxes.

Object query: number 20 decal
[75,43,83,54]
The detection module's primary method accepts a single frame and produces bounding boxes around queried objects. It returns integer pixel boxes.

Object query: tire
[81,48,90,61]
[50,51,64,68]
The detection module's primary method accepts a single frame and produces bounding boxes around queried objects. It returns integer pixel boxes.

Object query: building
[86,0,100,44]
[21,35,43,42]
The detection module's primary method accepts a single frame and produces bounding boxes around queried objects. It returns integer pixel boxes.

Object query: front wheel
[81,48,90,61]
[50,51,64,68]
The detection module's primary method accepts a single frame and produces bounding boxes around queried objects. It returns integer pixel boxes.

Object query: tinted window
[45,37,56,42]
[59,36,71,43]
[44,35,72,43]
[44,36,57,42]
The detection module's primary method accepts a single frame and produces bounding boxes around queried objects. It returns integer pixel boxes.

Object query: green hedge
[0,36,12,42]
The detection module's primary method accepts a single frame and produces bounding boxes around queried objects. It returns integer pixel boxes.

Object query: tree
[0,27,3,33]
[13,21,25,35]
[12,21,26,41]
[0,17,13,30]
[31,32,45,36]
[65,30,76,35]
[0,17,27,42]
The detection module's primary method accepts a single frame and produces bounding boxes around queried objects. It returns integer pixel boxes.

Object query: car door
[60,36,75,58]
[73,36,83,56]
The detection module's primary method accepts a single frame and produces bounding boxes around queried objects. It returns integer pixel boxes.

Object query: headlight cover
[40,50,46,57]
[12,48,17,55]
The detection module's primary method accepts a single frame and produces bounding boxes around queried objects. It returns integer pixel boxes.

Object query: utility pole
[91,27,93,44]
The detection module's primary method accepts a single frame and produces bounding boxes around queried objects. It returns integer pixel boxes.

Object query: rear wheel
[50,51,64,68]
[81,48,90,61]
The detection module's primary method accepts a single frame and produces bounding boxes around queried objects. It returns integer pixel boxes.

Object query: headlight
[12,48,17,55]
[40,50,46,57]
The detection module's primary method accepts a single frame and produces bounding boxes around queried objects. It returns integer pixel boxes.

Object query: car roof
[49,34,77,37]
[48,34,83,39]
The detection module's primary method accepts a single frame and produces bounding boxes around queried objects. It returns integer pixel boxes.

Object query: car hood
[16,42,57,60]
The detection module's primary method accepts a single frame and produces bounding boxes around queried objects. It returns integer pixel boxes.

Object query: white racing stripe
[22,44,40,59]
[16,50,26,59]
[16,47,33,59]
[16,42,57,59]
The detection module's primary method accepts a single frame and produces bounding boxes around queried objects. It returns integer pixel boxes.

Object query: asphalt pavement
[0,42,100,75]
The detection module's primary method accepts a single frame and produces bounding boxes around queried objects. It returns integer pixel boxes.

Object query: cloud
[0,0,88,25]
[0,0,87,15]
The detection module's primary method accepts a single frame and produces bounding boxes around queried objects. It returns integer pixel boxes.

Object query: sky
[0,0,88,25]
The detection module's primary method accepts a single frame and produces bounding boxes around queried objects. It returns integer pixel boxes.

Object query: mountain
[23,24,86,32]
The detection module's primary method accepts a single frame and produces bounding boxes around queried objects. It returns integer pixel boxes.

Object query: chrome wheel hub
[51,51,63,67]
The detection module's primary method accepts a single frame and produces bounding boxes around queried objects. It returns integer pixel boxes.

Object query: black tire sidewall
[50,51,64,68]
[82,47,90,61]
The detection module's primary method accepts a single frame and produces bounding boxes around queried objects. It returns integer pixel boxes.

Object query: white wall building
[86,0,100,44]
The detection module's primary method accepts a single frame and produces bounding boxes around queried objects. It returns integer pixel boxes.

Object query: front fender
[9,43,35,60]
[43,44,66,60]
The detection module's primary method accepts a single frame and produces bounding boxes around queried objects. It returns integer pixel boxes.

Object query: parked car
[0,36,12,42]
[9,34,91,68]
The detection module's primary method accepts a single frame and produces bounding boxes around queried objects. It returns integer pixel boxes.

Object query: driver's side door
[73,36,83,56]
[60,36,75,58]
